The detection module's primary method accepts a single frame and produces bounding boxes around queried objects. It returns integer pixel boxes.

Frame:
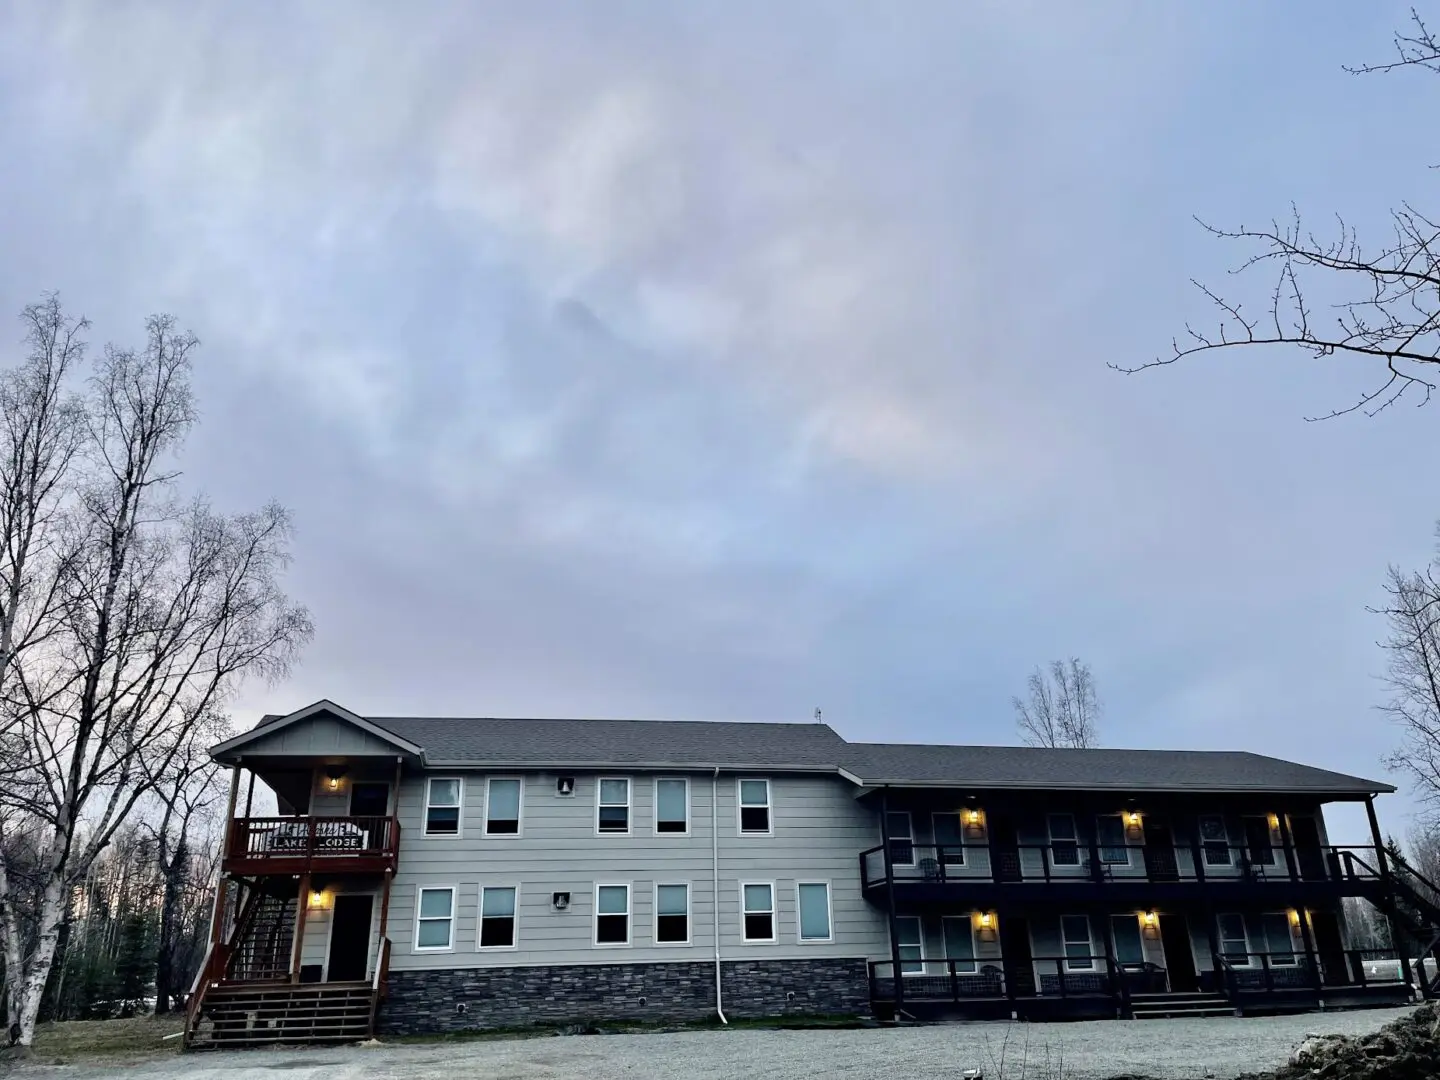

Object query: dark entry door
[1289,816,1327,880]
[350,782,389,817]
[1143,820,1179,881]
[1310,910,1348,985]
[1001,916,1035,996]
[991,819,1022,882]
[1158,914,1198,992]
[327,894,374,982]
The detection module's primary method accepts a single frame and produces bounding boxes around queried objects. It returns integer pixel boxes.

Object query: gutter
[712,766,727,1025]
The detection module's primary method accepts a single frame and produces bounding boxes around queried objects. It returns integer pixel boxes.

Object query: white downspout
[712,767,728,1024]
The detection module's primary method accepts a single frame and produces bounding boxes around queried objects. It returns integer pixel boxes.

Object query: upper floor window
[597,777,631,834]
[738,779,771,834]
[1048,814,1080,867]
[1200,815,1232,866]
[932,812,966,866]
[424,778,462,837]
[655,778,689,834]
[885,811,915,867]
[484,777,522,835]
[1095,814,1129,864]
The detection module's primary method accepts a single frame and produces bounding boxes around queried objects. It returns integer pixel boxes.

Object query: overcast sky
[1,1,1434,842]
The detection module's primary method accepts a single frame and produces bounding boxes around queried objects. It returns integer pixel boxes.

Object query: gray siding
[237,714,403,758]
[385,771,890,971]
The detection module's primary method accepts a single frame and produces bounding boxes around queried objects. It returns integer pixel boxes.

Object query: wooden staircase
[184,871,392,1049]
[187,981,377,1048]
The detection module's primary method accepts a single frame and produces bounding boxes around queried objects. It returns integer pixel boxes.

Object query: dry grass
[19,1014,185,1066]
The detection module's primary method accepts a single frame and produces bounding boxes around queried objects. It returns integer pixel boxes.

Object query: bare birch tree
[0,298,311,1046]
[1119,11,1440,420]
[1012,657,1101,749]
[1379,529,1440,820]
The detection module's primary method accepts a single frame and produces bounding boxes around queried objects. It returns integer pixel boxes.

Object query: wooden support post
[243,770,256,820]
[1276,812,1298,882]
[880,787,904,1018]
[208,766,242,948]
[291,874,311,984]
[1296,908,1323,994]
[1366,796,1414,996]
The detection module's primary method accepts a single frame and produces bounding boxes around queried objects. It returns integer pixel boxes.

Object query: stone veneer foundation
[377,957,870,1034]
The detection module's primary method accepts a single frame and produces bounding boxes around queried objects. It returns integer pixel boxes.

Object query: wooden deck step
[1130,992,1234,1019]
[189,982,380,1049]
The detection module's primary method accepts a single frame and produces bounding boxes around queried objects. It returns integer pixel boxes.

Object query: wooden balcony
[859,842,1387,905]
[222,815,400,876]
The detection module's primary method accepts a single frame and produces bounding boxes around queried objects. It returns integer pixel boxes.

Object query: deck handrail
[225,814,401,870]
[859,842,1381,888]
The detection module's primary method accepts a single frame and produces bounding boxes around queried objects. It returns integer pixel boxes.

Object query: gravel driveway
[13,1008,1414,1080]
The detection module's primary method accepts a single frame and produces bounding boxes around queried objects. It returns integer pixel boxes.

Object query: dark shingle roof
[367,716,848,769]
[230,703,1394,795]
[837,742,1392,795]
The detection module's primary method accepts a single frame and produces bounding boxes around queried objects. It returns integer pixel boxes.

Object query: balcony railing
[860,842,1384,890]
[224,815,400,873]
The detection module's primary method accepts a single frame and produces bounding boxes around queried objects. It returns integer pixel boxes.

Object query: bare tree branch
[1013,657,1101,749]
[1121,13,1440,420]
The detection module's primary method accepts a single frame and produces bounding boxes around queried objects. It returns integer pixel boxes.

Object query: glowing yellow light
[1125,811,1142,827]
[966,809,982,825]
[1288,909,1301,927]
[978,912,994,929]
[1268,813,1281,830]
[1142,911,1157,928]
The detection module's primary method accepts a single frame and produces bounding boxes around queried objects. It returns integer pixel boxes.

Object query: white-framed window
[1048,814,1080,867]
[738,779,772,834]
[1243,815,1279,866]
[796,881,833,943]
[740,882,776,943]
[414,886,456,951]
[1261,912,1297,966]
[932,812,966,866]
[424,777,463,837]
[478,886,518,950]
[594,883,631,946]
[1200,815,1232,866]
[654,883,690,945]
[655,778,689,834]
[885,811,915,867]
[1110,914,1145,967]
[1218,913,1250,966]
[895,915,924,975]
[1096,814,1130,865]
[941,916,978,973]
[484,777,523,836]
[597,777,631,834]
[1061,914,1094,971]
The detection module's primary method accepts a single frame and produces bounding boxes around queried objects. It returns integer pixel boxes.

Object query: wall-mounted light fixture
[966,808,982,826]
[324,764,347,792]
[978,911,994,929]
[552,891,571,911]
[1288,908,1301,927]
[1141,911,1159,939]
[1268,813,1282,831]
[1125,811,1142,827]
[557,777,575,797]
[308,889,327,910]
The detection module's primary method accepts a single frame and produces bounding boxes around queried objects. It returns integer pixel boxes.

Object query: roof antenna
[814,707,822,723]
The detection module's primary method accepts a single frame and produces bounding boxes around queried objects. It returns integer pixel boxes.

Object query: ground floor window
[1218,913,1250,965]
[741,882,776,943]
[595,884,631,945]
[478,886,517,949]
[895,916,924,974]
[655,884,690,944]
[1111,914,1145,966]
[941,916,977,973]
[1061,915,1094,970]
[1260,912,1297,965]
